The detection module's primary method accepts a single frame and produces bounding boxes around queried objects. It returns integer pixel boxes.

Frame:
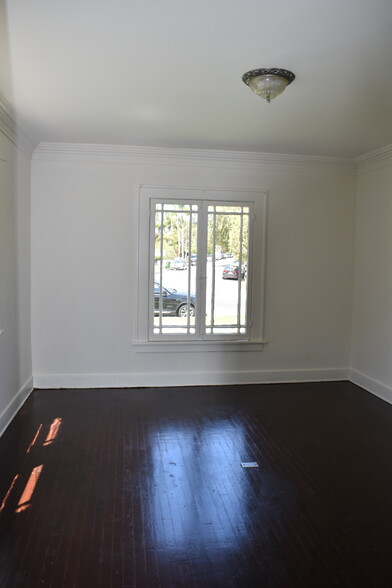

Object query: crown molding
[355,144,392,176]
[33,142,356,176]
[0,92,35,158]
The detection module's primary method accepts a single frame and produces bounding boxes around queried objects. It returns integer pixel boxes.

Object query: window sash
[151,199,199,339]
[149,198,254,341]
[205,204,251,337]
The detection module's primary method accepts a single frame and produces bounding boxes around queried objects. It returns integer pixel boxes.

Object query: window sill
[133,340,265,353]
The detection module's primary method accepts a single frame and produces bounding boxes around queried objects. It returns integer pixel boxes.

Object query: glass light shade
[248,74,289,103]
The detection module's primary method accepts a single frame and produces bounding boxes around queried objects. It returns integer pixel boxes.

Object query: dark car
[154,282,196,317]
[222,261,246,280]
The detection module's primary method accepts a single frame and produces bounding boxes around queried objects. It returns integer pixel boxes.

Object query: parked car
[171,257,187,270]
[190,254,197,265]
[154,282,196,317]
[222,261,247,280]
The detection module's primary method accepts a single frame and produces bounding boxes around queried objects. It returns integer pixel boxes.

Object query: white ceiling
[3,0,392,158]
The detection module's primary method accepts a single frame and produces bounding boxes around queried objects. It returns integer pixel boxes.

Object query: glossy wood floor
[1,382,392,587]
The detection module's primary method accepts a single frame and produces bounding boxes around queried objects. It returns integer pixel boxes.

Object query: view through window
[151,200,252,340]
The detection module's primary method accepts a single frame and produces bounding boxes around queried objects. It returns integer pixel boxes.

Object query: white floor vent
[241,462,259,468]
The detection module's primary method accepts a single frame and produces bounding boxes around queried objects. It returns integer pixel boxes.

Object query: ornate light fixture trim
[242,68,295,103]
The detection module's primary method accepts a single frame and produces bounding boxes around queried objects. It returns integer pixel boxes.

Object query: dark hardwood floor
[1,381,392,587]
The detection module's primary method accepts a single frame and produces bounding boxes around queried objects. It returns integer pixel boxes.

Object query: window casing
[135,186,267,350]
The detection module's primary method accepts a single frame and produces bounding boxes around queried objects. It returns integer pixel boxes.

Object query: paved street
[155,259,247,323]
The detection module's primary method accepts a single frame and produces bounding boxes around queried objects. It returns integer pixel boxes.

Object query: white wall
[0,0,33,434]
[31,145,356,388]
[0,128,33,434]
[351,156,392,403]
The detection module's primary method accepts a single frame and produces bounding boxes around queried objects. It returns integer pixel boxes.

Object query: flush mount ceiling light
[242,68,295,103]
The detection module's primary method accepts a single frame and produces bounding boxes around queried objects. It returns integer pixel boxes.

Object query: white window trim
[134,185,267,352]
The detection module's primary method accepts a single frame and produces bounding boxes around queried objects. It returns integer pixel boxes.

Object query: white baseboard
[0,376,34,437]
[33,368,349,389]
[349,369,392,405]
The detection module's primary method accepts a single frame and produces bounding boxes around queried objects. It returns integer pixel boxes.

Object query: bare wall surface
[0,130,32,434]
[31,146,356,387]
[0,0,33,434]
[351,163,392,402]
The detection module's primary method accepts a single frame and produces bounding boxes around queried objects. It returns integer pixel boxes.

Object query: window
[136,187,267,350]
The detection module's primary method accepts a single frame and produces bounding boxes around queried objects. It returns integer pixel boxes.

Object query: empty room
[1,0,392,586]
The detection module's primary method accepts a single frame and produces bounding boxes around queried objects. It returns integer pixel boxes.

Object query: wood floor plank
[1,382,392,586]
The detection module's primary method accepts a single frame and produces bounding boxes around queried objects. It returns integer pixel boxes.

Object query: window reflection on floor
[26,424,42,454]
[43,417,62,446]
[15,465,44,513]
[0,475,19,513]
[149,421,249,550]
[0,417,63,516]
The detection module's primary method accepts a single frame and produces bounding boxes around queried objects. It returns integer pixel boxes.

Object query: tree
[207,207,249,260]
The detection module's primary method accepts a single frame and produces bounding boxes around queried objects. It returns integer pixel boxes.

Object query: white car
[172,257,187,270]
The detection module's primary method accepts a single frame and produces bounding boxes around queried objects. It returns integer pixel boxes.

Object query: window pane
[163,203,191,212]
[206,205,250,335]
[153,202,197,335]
[214,205,243,214]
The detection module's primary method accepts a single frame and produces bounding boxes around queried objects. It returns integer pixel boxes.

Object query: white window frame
[134,186,267,352]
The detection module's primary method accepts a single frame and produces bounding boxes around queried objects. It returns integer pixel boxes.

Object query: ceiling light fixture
[242,68,295,103]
